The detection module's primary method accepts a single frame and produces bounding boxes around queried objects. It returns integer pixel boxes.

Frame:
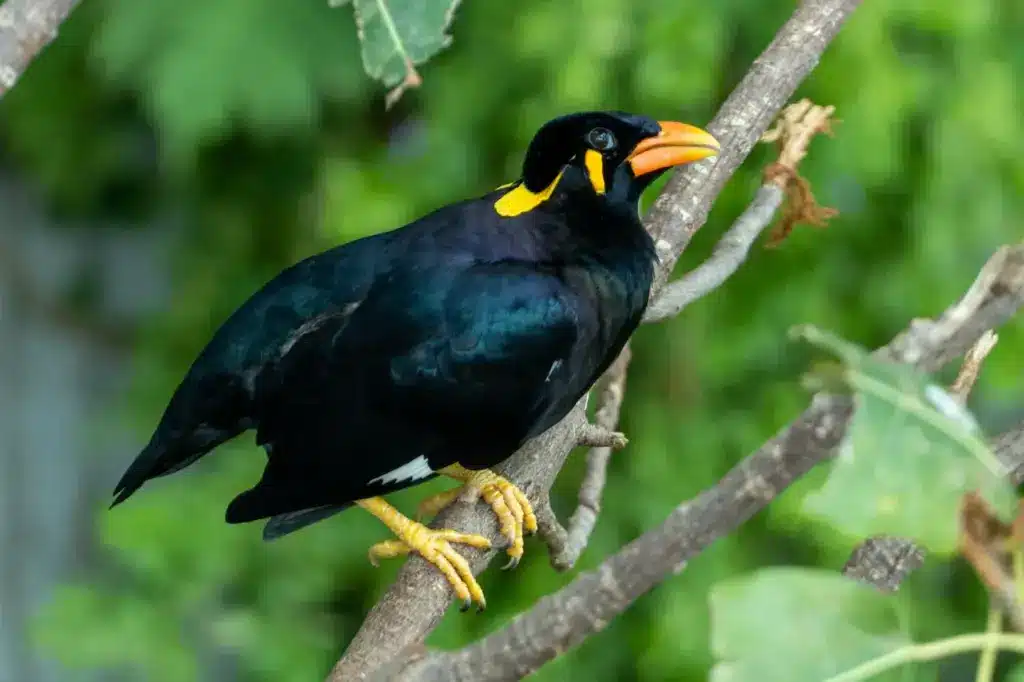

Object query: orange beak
[627,121,720,176]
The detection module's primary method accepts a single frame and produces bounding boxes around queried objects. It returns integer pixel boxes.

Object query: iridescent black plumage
[111,112,718,544]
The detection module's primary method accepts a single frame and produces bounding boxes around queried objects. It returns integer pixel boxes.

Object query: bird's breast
[562,254,651,351]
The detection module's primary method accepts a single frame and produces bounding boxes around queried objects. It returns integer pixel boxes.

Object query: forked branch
[330,1,864,679]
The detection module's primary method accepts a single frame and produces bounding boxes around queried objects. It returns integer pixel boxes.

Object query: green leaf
[710,568,911,682]
[94,0,362,158]
[1007,662,1024,682]
[794,325,1017,555]
[351,0,461,106]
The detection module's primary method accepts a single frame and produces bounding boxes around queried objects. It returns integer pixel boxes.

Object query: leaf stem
[825,633,1024,682]
[847,370,1008,478]
[974,606,1002,682]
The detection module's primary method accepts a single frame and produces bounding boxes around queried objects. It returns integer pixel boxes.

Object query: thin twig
[379,245,1024,682]
[643,100,836,323]
[959,493,1024,633]
[642,185,785,322]
[951,330,999,401]
[975,605,1001,682]
[537,346,632,572]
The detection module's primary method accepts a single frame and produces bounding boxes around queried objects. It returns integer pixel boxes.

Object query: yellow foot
[417,486,463,521]
[357,497,491,611]
[436,465,537,570]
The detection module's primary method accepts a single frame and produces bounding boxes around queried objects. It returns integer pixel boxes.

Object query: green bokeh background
[2,0,1022,679]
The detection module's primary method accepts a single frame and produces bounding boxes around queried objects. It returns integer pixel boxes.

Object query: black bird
[111,111,719,609]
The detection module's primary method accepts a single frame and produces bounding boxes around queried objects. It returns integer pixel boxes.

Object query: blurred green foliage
[2,0,1023,679]
[710,568,910,682]
[703,329,1020,681]
[797,326,1016,556]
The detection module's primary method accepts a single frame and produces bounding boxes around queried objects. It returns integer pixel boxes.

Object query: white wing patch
[368,455,434,486]
[545,359,563,382]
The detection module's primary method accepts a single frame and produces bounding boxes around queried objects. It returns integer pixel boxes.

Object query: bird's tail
[224,471,351,540]
[262,505,350,540]
[109,438,212,508]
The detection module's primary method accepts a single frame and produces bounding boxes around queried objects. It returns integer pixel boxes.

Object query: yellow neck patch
[494,168,566,217]
[584,149,606,194]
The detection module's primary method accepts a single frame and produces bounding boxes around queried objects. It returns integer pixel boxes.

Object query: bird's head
[495,111,720,217]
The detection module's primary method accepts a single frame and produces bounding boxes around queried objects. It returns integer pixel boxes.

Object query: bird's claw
[468,472,537,569]
[417,468,536,570]
[367,526,490,611]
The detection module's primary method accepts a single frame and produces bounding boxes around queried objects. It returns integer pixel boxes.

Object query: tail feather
[263,505,350,540]
[225,478,351,540]
[110,441,167,507]
[110,431,231,507]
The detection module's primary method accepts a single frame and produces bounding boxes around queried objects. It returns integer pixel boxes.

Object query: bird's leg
[357,497,491,611]
[427,465,537,569]
[416,486,463,521]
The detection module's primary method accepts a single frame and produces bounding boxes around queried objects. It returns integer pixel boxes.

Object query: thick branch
[0,0,81,98]
[328,2,864,679]
[387,244,1024,682]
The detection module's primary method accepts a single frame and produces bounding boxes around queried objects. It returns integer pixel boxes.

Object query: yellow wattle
[584,150,606,194]
[493,169,566,217]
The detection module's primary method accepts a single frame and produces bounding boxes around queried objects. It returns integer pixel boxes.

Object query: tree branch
[642,184,785,322]
[642,0,858,290]
[537,345,632,572]
[643,99,836,323]
[537,100,838,571]
[841,330,1000,593]
[840,244,1024,591]
[0,0,82,99]
[384,243,1024,682]
[328,1,864,679]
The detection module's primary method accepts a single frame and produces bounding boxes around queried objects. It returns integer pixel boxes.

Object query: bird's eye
[586,127,617,152]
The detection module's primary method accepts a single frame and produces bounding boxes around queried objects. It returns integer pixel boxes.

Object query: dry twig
[950,330,999,400]
[760,99,839,245]
[959,493,1024,632]
[643,100,837,323]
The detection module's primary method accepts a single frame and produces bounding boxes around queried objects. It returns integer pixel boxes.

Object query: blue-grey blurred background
[1,0,1022,680]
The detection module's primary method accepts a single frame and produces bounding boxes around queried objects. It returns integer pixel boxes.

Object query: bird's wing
[389,260,581,430]
[228,260,580,523]
[112,238,385,506]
